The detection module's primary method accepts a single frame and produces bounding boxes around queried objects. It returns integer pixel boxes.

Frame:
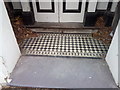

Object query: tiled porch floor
[20,33,109,58]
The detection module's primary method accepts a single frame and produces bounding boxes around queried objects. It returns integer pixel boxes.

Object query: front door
[32,0,59,22]
[32,0,86,22]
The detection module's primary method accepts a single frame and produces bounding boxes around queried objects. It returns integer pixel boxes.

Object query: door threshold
[30,28,98,34]
[25,22,100,29]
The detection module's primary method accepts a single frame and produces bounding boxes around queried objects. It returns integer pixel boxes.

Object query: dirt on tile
[92,17,113,45]
[11,17,39,44]
[11,16,113,45]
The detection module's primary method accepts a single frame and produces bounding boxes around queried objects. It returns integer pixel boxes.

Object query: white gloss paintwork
[97,0,109,10]
[32,0,59,22]
[59,0,86,22]
[66,0,79,9]
[110,0,119,12]
[87,0,97,12]
[11,0,22,9]
[39,0,52,9]
[32,0,86,22]
[12,0,118,22]
[20,0,31,11]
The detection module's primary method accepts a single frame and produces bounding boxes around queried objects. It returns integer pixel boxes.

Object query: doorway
[32,0,86,22]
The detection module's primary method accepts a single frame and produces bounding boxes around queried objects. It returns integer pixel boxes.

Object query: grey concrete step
[8,56,117,88]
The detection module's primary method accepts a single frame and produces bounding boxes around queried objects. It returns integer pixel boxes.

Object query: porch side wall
[106,20,119,85]
[0,0,21,83]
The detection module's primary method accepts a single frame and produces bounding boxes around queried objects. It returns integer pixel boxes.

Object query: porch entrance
[1,0,119,89]
[32,0,86,22]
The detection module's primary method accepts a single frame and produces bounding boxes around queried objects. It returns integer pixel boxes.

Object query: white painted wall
[0,0,21,84]
[97,0,109,10]
[106,20,119,85]
[0,0,7,84]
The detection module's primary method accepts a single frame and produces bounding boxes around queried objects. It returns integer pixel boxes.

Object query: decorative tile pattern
[20,33,109,58]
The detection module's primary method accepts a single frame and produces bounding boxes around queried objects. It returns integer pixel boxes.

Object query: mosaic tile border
[22,50,106,58]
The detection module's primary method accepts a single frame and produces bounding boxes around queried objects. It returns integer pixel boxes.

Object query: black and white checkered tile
[20,33,109,58]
